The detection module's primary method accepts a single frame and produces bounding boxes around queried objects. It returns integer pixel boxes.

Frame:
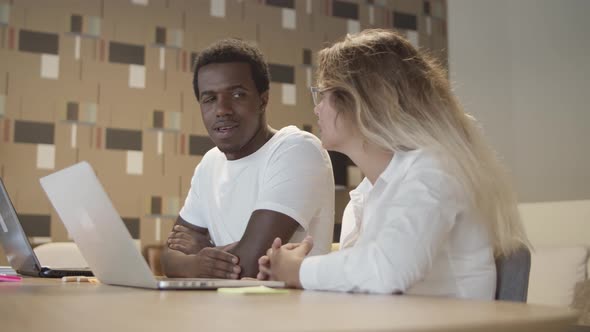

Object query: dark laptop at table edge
[0,177,93,278]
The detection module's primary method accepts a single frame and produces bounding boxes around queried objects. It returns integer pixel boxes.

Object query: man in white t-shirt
[161,39,335,279]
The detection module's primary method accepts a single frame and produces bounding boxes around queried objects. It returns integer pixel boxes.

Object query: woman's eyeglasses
[310,86,331,106]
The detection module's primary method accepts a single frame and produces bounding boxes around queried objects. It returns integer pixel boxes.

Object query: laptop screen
[0,178,42,274]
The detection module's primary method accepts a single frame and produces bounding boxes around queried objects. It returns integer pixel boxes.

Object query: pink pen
[0,274,22,282]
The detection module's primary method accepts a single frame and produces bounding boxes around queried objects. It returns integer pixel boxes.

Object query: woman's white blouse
[299,149,496,299]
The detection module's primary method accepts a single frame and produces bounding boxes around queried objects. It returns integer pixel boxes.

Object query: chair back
[495,247,531,302]
[33,242,89,268]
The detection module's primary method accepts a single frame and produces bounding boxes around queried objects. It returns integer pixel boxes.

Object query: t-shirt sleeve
[178,163,208,229]
[254,135,333,231]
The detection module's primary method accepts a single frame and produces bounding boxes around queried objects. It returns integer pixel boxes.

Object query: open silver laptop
[39,161,284,290]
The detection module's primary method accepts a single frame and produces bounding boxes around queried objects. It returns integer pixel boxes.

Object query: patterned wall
[0,0,447,249]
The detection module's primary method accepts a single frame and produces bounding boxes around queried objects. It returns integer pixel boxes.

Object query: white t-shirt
[179,126,335,256]
[300,149,496,299]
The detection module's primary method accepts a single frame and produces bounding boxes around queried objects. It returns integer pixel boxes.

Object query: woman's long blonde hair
[317,29,529,257]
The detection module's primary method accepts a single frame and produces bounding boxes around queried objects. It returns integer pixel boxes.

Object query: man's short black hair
[192,38,270,100]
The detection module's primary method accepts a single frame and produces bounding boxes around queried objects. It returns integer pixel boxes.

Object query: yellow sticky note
[217,286,289,295]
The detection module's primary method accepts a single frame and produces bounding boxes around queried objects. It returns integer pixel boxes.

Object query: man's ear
[259,90,269,113]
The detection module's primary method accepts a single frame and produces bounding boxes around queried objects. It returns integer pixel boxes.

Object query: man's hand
[167,224,213,255]
[187,246,241,279]
[162,217,241,278]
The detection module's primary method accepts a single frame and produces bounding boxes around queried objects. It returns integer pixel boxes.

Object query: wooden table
[0,278,578,332]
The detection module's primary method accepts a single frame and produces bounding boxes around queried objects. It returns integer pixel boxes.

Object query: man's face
[197,62,268,160]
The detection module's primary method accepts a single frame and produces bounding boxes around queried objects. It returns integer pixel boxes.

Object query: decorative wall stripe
[19,214,51,237]
[126,150,143,175]
[189,135,214,156]
[154,217,161,242]
[266,0,294,9]
[129,64,146,89]
[122,217,140,239]
[95,127,102,149]
[19,30,59,55]
[268,63,295,84]
[105,128,142,151]
[8,27,14,49]
[159,47,165,70]
[108,41,145,65]
[155,27,166,44]
[347,19,360,34]
[0,3,10,25]
[156,131,163,155]
[71,14,83,33]
[13,120,54,145]
[36,144,55,169]
[180,133,185,155]
[40,54,59,80]
[393,11,418,30]
[210,0,226,18]
[70,124,77,148]
[282,8,296,30]
[148,196,180,216]
[151,196,162,214]
[281,84,296,105]
[332,0,358,20]
[74,36,81,60]
[302,49,311,66]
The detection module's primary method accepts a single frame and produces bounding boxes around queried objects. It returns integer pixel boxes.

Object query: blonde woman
[257,29,529,299]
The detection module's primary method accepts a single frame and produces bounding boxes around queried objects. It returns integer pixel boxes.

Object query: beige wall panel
[99,78,151,128]
[168,155,201,193]
[3,88,21,119]
[144,6,184,32]
[145,46,166,91]
[2,148,53,214]
[18,80,64,123]
[391,0,422,14]
[315,15,348,43]
[142,137,165,176]
[139,217,155,246]
[258,29,319,66]
[165,68,192,97]
[69,124,94,150]
[142,174,182,197]
[0,70,6,94]
[78,148,143,217]
[4,51,40,82]
[185,95,207,135]
[53,122,80,166]
[102,4,150,44]
[4,3,25,28]
[188,20,257,50]
[20,5,67,33]
[243,2,282,29]
[50,209,69,242]
[139,86,182,118]
[59,36,83,82]
[143,130,177,157]
[55,81,99,113]
[82,60,127,90]
[51,0,102,17]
